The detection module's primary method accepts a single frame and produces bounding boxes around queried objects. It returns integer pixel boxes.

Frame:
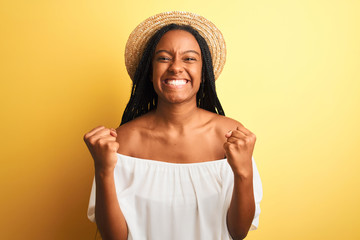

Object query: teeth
[166,80,187,86]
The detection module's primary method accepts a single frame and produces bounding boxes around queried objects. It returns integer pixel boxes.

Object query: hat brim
[125,11,226,81]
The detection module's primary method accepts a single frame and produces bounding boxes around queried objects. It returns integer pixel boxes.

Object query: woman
[84,12,262,240]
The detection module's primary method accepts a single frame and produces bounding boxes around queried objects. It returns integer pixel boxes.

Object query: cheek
[151,65,162,92]
[152,64,167,79]
[151,64,161,83]
[189,65,202,81]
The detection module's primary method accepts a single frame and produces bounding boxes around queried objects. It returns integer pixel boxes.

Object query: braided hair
[120,24,225,126]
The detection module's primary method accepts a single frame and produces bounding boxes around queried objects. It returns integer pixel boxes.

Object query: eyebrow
[154,50,200,56]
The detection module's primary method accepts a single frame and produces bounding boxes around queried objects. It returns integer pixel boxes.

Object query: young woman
[84,12,262,240]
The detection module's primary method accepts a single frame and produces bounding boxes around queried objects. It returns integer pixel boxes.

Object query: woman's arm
[95,170,128,240]
[227,172,255,240]
[84,126,128,240]
[223,124,257,240]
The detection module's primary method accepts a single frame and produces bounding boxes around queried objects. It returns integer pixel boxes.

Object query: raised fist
[83,126,119,175]
[224,124,256,178]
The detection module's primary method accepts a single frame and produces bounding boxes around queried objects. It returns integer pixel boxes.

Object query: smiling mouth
[163,79,189,86]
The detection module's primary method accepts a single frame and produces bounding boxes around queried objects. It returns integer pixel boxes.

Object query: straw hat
[125,11,226,81]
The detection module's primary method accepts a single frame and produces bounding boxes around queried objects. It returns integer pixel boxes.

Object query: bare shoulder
[201,109,245,132]
[115,113,153,155]
[216,115,243,129]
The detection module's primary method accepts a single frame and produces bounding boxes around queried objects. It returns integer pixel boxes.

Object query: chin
[162,94,195,104]
[166,98,188,104]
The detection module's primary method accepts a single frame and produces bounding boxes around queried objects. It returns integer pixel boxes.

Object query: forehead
[155,30,201,52]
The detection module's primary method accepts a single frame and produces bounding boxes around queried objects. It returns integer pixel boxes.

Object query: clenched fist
[83,126,119,175]
[223,124,256,178]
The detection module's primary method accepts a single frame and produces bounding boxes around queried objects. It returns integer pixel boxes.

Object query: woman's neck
[152,99,201,133]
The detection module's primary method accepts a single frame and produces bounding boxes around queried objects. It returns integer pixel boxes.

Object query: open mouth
[163,79,190,86]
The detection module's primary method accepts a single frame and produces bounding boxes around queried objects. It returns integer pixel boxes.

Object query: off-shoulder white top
[87,153,263,240]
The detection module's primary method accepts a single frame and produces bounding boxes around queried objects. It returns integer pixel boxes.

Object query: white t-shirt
[88,153,263,240]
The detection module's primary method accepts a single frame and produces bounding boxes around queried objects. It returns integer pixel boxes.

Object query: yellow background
[1,0,359,239]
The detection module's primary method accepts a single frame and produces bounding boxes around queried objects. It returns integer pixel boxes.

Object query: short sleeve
[249,156,263,230]
[87,177,96,223]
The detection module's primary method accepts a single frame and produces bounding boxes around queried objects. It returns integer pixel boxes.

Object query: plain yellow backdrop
[1,0,359,239]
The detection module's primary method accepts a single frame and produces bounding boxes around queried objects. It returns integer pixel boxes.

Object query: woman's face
[152,30,202,105]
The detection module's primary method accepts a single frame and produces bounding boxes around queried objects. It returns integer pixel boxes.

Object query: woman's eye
[157,56,170,61]
[185,57,196,61]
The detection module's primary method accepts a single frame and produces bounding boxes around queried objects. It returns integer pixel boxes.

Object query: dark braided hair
[120,24,225,126]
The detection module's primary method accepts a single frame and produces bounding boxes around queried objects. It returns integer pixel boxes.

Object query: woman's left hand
[223,124,256,178]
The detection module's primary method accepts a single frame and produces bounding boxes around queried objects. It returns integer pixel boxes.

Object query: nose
[168,58,183,74]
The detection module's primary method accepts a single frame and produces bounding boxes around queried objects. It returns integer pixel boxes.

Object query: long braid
[120,24,225,126]
[195,31,225,115]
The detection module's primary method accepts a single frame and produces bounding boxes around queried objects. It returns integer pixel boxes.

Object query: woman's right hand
[83,126,119,175]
